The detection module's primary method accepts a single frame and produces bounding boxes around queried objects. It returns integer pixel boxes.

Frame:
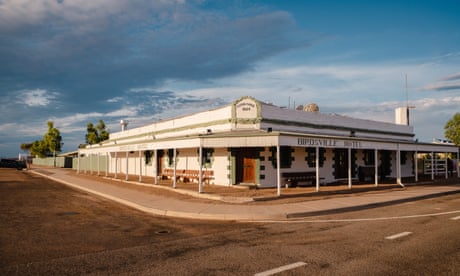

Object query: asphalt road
[1,168,459,275]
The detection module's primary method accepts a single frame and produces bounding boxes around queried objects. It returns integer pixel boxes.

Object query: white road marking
[255,261,307,276]
[385,231,412,240]
[450,215,460,220]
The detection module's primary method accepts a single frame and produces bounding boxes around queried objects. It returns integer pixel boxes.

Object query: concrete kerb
[286,189,460,218]
[28,169,460,222]
[29,170,271,221]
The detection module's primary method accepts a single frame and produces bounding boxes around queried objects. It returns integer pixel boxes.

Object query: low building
[77,96,459,194]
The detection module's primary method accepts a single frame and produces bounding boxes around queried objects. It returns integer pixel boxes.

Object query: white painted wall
[212,148,231,186]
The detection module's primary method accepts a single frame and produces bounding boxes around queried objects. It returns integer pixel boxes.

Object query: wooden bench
[358,166,375,181]
[162,169,214,184]
[162,168,183,180]
[202,170,214,184]
[282,171,323,187]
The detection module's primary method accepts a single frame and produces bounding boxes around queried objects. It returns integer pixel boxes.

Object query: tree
[86,122,98,145]
[30,140,47,158]
[85,119,109,145]
[24,121,62,158]
[43,121,63,155]
[20,142,33,152]
[96,120,109,141]
[444,112,460,146]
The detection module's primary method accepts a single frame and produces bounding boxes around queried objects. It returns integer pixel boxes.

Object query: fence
[33,157,73,168]
[74,155,108,173]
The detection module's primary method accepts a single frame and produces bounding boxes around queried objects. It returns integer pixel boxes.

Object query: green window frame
[305,147,325,168]
[363,150,375,166]
[270,146,292,169]
[167,149,179,167]
[197,148,214,168]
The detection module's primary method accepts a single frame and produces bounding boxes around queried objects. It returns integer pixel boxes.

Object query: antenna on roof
[405,73,416,125]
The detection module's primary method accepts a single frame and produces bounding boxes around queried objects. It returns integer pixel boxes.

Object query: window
[305,148,325,167]
[198,148,214,168]
[270,146,292,168]
[144,150,153,165]
[401,151,407,165]
[363,150,375,166]
[167,149,178,167]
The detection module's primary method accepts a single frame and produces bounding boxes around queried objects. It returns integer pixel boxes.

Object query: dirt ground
[1,168,458,275]
[0,168,243,272]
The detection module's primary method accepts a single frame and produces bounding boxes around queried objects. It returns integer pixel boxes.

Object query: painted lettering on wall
[298,138,337,147]
[297,138,361,148]
[344,141,361,148]
[236,99,258,119]
[236,102,255,112]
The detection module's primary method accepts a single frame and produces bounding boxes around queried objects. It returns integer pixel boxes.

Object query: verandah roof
[80,130,457,154]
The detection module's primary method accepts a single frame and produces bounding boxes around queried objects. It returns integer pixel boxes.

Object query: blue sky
[1,0,459,157]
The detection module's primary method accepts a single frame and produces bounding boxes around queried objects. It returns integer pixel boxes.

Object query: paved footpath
[30,168,460,221]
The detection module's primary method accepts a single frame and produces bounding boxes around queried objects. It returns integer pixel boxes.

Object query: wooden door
[234,148,258,184]
[334,149,348,179]
[242,156,256,183]
[157,150,164,175]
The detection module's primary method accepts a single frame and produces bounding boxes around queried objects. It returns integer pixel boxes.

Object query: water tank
[120,120,128,131]
[304,103,319,112]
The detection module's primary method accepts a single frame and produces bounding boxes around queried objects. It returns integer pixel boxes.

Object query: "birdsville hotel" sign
[297,137,362,148]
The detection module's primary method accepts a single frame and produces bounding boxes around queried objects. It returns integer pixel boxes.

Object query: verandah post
[348,147,352,189]
[315,146,320,192]
[173,148,177,189]
[374,149,379,186]
[414,151,418,182]
[105,152,109,177]
[276,142,281,196]
[125,151,129,181]
[199,144,203,194]
[114,152,118,179]
[139,150,142,183]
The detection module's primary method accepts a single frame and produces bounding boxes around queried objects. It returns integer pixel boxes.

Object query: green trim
[256,157,260,184]
[230,154,236,185]
[104,118,232,144]
[231,96,262,125]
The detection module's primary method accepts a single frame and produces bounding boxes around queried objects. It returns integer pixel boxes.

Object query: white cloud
[165,62,440,106]
[50,112,103,128]
[0,123,16,132]
[0,0,187,33]
[107,97,123,103]
[106,107,139,117]
[18,89,57,107]
[0,0,127,30]
[440,72,460,81]
[419,82,460,91]
[158,60,460,143]
[419,71,460,91]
